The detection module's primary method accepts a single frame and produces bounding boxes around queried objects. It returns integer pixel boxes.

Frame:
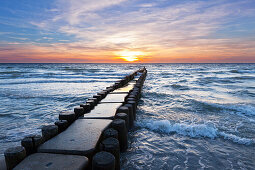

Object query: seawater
[0,63,254,169]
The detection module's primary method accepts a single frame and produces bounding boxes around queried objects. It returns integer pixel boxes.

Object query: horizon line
[1,62,255,64]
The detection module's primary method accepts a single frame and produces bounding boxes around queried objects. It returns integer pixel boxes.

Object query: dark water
[0,63,254,169]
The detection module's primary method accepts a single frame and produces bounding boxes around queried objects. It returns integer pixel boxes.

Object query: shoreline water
[0,63,254,169]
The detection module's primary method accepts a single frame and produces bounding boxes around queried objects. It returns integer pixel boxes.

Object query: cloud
[49,1,253,49]
[1,0,255,62]
[0,42,121,63]
[54,0,127,25]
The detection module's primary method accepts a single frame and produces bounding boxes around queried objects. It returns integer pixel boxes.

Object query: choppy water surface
[0,63,254,169]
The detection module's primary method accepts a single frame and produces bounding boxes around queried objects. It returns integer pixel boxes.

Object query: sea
[0,63,254,169]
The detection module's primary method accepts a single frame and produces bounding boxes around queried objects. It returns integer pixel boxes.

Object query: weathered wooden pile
[2,67,147,170]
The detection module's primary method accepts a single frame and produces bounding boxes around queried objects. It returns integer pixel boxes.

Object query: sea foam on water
[138,119,254,145]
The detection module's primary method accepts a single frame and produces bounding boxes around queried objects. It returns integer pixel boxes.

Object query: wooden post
[92,151,115,170]
[111,119,128,152]
[100,138,120,170]
[4,146,26,170]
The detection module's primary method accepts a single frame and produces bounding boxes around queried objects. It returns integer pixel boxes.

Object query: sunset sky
[0,0,255,63]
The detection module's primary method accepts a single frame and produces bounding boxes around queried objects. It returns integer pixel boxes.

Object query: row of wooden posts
[2,67,147,170]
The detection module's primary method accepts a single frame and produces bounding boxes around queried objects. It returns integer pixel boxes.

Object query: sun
[120,55,138,62]
[115,50,145,62]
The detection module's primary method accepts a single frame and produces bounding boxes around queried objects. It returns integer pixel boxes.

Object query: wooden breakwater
[1,67,147,170]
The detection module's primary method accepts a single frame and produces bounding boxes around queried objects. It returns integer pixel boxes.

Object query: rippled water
[0,63,254,169]
[0,63,134,155]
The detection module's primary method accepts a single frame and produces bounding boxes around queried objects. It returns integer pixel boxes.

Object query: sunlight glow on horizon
[114,50,147,62]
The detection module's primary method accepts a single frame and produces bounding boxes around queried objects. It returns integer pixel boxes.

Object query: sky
[0,0,255,63]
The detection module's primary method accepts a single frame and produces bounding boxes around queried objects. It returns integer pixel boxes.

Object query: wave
[218,132,253,145]
[0,71,30,74]
[215,103,255,117]
[0,79,117,85]
[230,70,240,73]
[138,120,254,145]
[198,77,237,84]
[230,69,255,74]
[178,79,188,83]
[145,91,175,99]
[62,67,104,73]
[186,99,255,117]
[231,90,255,97]
[170,84,189,90]
[161,84,190,90]
[232,76,255,80]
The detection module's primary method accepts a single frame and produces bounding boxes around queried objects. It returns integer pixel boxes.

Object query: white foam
[139,120,254,145]
[218,132,254,145]
[213,103,255,117]
[142,120,217,138]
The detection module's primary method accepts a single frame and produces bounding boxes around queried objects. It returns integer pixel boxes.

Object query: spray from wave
[138,120,254,145]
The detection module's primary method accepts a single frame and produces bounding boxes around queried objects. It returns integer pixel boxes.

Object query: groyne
[1,67,147,170]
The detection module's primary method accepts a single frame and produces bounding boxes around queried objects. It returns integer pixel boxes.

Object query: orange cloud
[0,39,255,63]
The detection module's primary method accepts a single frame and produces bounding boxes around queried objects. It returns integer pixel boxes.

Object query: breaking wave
[138,120,254,145]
